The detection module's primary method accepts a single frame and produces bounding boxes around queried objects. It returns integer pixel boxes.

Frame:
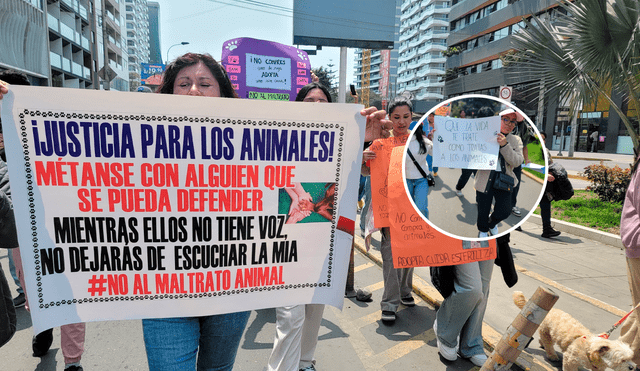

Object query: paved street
[0,151,635,371]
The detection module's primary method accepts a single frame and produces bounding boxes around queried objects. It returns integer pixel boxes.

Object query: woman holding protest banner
[362,97,416,324]
[267,82,331,371]
[138,52,252,371]
[474,108,524,238]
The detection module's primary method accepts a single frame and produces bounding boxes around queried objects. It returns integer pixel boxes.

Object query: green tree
[311,66,337,101]
[510,0,640,155]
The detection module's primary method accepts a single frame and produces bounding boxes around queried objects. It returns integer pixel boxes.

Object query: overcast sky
[153,0,356,84]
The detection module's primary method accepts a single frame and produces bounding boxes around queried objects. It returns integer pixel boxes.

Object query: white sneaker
[511,207,521,217]
[489,225,499,236]
[478,231,489,238]
[468,353,488,367]
[433,319,458,362]
[455,190,463,197]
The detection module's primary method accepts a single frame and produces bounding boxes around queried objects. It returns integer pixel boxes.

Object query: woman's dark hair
[295,82,332,102]
[387,96,413,116]
[0,70,30,86]
[157,53,237,98]
[414,124,428,154]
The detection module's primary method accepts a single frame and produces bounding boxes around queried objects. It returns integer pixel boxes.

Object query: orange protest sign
[435,103,451,117]
[387,146,496,268]
[368,135,409,228]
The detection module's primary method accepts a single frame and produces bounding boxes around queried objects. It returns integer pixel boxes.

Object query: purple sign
[221,38,311,101]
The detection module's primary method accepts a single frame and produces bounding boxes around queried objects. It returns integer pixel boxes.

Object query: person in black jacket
[540,133,561,238]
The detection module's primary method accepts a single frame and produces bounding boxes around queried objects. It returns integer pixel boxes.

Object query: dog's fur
[513,291,636,371]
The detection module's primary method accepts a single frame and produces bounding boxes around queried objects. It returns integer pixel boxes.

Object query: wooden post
[480,287,559,370]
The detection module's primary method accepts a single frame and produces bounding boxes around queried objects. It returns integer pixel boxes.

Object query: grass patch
[532,190,623,235]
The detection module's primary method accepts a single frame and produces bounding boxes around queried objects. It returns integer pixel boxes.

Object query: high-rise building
[396,0,450,103]
[1,0,130,91]
[125,0,150,91]
[444,0,634,154]
[0,0,49,85]
[147,1,162,64]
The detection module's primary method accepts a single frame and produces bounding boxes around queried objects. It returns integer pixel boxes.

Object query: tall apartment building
[396,0,450,103]
[444,0,633,154]
[147,1,162,64]
[125,0,150,90]
[0,0,49,85]
[1,0,129,91]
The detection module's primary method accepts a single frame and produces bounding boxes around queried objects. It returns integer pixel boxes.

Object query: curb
[353,235,554,371]
[527,214,624,250]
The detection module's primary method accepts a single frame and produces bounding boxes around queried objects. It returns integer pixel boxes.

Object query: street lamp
[166,42,189,64]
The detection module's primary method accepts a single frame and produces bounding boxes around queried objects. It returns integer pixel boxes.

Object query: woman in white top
[405,122,433,219]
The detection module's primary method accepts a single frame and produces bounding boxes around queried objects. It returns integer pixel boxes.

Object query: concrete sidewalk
[354,213,631,371]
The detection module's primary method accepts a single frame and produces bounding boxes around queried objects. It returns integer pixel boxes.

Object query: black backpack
[547,162,574,201]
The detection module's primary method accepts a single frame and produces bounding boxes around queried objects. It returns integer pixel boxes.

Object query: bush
[581,162,632,203]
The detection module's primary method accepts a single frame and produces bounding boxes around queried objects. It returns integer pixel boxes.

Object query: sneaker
[478,231,489,238]
[541,228,561,238]
[455,190,463,197]
[468,353,488,367]
[489,225,499,236]
[435,334,457,361]
[511,207,521,217]
[13,293,26,308]
[401,296,415,307]
[345,289,357,298]
[381,310,396,323]
[32,328,54,357]
[299,365,316,371]
[65,366,84,371]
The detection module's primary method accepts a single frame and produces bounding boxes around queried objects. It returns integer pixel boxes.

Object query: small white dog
[513,291,636,371]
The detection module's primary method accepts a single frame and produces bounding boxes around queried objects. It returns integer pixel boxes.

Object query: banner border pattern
[17,109,346,310]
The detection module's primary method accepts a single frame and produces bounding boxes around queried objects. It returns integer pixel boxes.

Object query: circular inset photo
[402,94,548,241]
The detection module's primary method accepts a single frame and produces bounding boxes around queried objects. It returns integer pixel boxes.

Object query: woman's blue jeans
[142,311,250,371]
[406,177,429,219]
[436,259,494,358]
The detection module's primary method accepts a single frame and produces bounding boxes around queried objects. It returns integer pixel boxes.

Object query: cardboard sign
[222,38,311,101]
[432,116,501,169]
[367,135,409,228]
[1,86,364,333]
[387,147,496,268]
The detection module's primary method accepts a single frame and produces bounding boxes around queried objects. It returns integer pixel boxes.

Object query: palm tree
[509,0,640,155]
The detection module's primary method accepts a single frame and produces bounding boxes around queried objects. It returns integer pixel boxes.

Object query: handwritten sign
[387,147,496,268]
[1,86,364,333]
[246,53,291,91]
[222,38,311,101]
[432,116,501,169]
[368,135,409,228]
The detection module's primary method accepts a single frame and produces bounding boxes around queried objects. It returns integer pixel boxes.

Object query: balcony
[50,52,62,69]
[48,14,59,33]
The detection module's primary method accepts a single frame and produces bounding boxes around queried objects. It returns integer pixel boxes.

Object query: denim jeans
[406,177,429,219]
[359,176,371,232]
[436,259,493,358]
[143,311,250,371]
[427,154,438,174]
[7,251,23,295]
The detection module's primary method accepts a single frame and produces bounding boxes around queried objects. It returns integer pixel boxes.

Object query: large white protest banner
[1,86,364,333]
[432,116,501,169]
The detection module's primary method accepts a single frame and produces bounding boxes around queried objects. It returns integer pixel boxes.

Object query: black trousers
[476,187,512,232]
